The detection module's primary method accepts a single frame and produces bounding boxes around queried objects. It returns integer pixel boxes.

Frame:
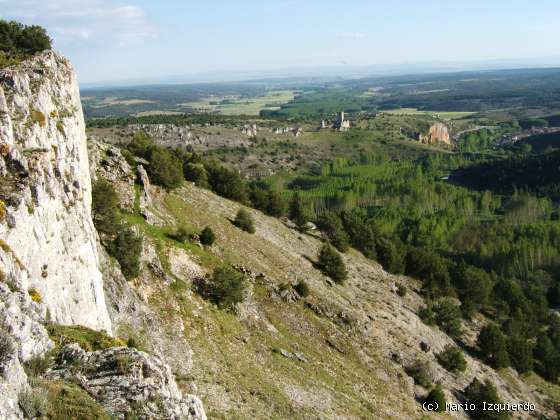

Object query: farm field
[382,108,477,120]
[180,90,296,115]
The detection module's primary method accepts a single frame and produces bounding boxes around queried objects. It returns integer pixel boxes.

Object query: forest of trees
[453,148,560,200]
[283,153,560,385]
[261,151,560,385]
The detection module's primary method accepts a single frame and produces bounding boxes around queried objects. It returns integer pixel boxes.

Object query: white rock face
[0,51,112,333]
[0,283,53,419]
[48,343,206,420]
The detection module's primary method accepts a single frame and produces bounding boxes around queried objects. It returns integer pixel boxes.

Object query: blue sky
[1,0,559,83]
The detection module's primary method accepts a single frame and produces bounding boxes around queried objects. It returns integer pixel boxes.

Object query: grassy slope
[158,186,418,419]
[120,182,557,419]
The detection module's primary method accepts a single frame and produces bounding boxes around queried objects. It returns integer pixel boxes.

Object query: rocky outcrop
[0,50,111,332]
[0,283,53,419]
[47,343,205,420]
[88,140,135,211]
[419,122,451,145]
[137,164,153,218]
[92,123,254,151]
[129,123,193,145]
[136,164,168,226]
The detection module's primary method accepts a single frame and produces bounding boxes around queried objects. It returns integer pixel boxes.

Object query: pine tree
[289,193,310,230]
[92,180,120,236]
[317,243,347,284]
[437,345,467,373]
[265,190,287,217]
[148,147,184,189]
[318,212,350,252]
[478,324,510,369]
[507,336,533,373]
[464,379,508,420]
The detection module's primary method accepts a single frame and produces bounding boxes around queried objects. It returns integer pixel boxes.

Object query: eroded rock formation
[419,122,451,145]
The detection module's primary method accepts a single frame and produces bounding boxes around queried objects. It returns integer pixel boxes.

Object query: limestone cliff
[0,51,111,332]
[0,52,206,419]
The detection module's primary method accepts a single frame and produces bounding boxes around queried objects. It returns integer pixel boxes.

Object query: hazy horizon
[79,55,560,89]
[2,0,560,84]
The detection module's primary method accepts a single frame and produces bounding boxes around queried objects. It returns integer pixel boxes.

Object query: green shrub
[405,247,452,297]
[147,147,184,189]
[294,280,310,298]
[12,24,51,54]
[453,262,492,318]
[234,209,255,234]
[317,243,347,284]
[183,162,208,187]
[0,50,20,68]
[406,360,432,388]
[174,225,191,242]
[264,190,288,217]
[249,186,287,218]
[197,266,247,311]
[463,379,509,419]
[375,237,405,274]
[19,389,48,419]
[109,228,142,279]
[24,356,52,377]
[127,131,154,160]
[396,283,407,297]
[534,334,559,382]
[437,345,467,373]
[92,179,120,236]
[46,324,126,353]
[92,180,142,279]
[126,337,142,351]
[429,299,463,339]
[45,380,111,419]
[200,226,216,246]
[206,162,249,203]
[419,305,437,325]
[341,211,377,259]
[425,384,446,412]
[120,148,137,167]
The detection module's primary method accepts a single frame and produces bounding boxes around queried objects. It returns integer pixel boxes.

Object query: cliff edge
[0,51,205,419]
[0,50,111,332]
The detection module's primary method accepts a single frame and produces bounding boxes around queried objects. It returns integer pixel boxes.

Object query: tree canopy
[0,20,51,67]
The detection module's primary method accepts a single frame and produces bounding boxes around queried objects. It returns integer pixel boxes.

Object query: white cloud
[0,0,156,47]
